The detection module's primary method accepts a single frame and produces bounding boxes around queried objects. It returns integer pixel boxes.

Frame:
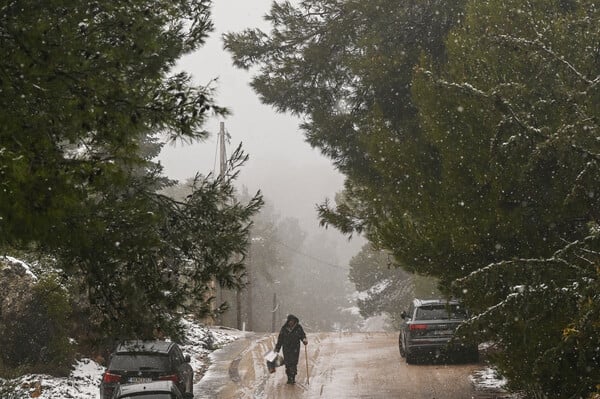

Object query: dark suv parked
[99,340,193,399]
[399,298,478,364]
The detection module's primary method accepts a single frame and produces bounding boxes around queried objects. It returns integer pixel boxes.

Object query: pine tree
[224,0,466,280]
[1,0,263,344]
[225,0,600,395]
[412,0,600,395]
[349,245,413,328]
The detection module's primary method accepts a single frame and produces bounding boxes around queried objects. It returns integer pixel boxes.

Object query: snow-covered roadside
[179,320,248,384]
[0,320,241,399]
[0,323,516,398]
[470,367,523,398]
[469,343,523,399]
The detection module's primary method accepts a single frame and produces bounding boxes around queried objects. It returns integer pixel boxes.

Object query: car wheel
[398,336,406,358]
[185,382,193,397]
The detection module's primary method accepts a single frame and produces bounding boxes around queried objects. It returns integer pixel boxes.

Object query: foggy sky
[158,1,347,237]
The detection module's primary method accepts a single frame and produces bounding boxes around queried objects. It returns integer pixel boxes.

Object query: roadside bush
[0,378,21,399]
[0,274,74,377]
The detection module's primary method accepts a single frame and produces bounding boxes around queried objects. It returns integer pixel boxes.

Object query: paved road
[195,331,481,398]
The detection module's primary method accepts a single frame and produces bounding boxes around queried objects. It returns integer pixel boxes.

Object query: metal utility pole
[213,122,228,326]
[219,122,243,331]
[247,245,253,331]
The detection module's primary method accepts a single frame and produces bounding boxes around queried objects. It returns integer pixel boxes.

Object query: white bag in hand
[264,350,284,373]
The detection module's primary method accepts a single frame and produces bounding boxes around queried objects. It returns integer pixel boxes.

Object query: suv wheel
[398,335,406,358]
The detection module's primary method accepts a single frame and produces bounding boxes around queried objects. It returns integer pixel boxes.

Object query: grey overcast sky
[158,1,348,236]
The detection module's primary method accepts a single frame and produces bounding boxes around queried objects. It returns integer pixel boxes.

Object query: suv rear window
[415,304,467,320]
[109,354,170,371]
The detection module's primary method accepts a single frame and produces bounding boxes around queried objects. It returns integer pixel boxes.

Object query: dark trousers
[283,346,300,381]
[285,361,297,377]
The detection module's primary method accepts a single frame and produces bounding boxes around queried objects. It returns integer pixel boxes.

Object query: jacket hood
[286,314,299,323]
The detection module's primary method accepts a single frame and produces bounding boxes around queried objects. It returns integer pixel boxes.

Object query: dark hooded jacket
[275,314,306,366]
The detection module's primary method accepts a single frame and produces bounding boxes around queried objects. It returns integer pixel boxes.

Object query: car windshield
[109,354,170,371]
[415,304,468,320]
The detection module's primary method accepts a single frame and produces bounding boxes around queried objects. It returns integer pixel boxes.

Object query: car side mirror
[400,311,407,319]
[184,355,191,363]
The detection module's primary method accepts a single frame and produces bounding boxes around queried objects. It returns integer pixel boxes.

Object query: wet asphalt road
[194,331,481,399]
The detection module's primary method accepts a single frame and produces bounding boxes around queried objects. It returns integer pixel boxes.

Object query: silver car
[399,298,478,364]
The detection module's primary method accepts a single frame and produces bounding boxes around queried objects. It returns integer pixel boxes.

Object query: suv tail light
[409,324,428,331]
[102,372,122,384]
[159,374,180,383]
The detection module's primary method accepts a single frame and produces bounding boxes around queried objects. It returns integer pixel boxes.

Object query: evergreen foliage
[1,0,263,349]
[1,0,223,246]
[224,0,466,280]
[413,0,600,395]
[0,274,74,377]
[225,0,600,396]
[349,245,413,328]
[348,245,439,328]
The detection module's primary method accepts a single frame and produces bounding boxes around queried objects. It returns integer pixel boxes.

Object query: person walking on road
[275,314,308,384]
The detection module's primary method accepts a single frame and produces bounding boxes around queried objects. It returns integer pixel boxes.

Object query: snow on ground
[1,255,38,280]
[470,366,508,391]
[0,320,514,398]
[179,320,247,383]
[0,319,240,399]
[469,363,523,398]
